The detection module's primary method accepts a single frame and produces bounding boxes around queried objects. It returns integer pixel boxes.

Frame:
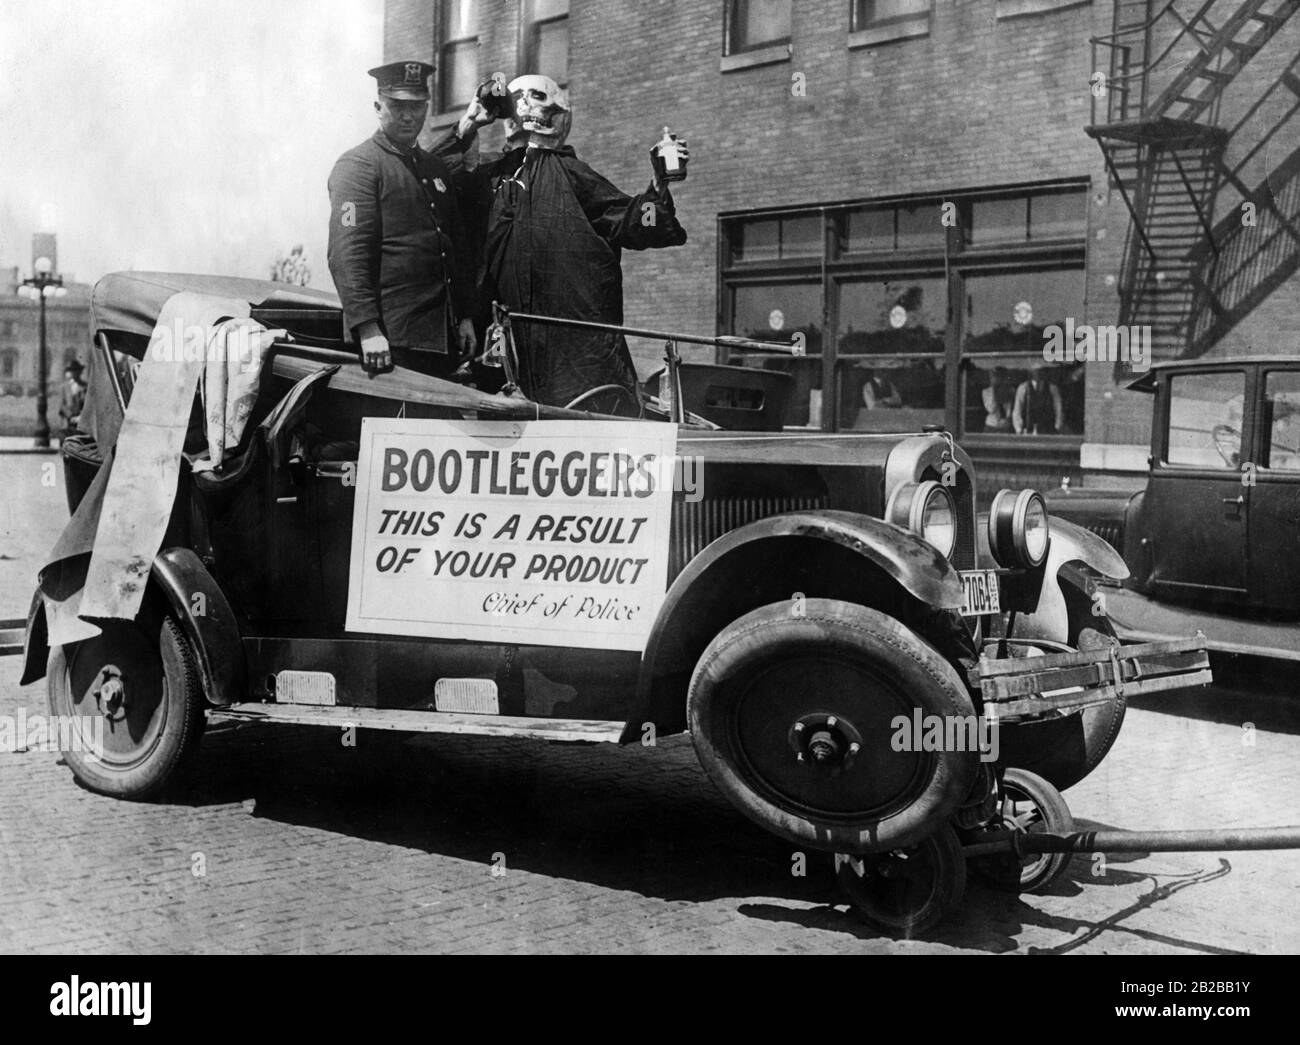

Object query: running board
[209,702,626,743]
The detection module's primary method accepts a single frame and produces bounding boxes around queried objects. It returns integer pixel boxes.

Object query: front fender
[20,547,245,707]
[624,510,967,741]
[977,512,1130,645]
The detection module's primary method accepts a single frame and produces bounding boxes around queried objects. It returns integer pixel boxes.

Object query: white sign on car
[346,418,678,651]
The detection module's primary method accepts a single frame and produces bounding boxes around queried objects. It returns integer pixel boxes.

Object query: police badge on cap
[368,60,433,101]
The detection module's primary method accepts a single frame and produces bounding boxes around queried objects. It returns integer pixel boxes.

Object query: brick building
[381,0,1300,489]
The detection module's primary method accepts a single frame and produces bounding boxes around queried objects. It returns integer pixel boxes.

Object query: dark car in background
[1049,357,1300,659]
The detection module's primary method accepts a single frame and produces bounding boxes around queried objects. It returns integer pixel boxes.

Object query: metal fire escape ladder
[1087,0,1300,361]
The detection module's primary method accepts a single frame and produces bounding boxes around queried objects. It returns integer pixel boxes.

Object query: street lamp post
[18,255,67,448]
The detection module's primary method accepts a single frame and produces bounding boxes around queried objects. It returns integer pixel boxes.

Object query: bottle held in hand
[478,72,512,120]
[652,127,688,183]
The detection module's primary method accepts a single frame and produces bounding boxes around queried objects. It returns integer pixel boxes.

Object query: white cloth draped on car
[42,292,282,646]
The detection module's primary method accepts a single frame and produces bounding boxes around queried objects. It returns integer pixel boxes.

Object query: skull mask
[505,74,571,149]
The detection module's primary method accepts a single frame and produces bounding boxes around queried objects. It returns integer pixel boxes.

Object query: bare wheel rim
[1001,780,1055,886]
[726,653,932,821]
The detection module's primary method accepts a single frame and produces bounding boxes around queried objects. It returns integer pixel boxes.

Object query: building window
[0,348,16,379]
[720,182,1089,436]
[849,0,932,46]
[725,0,792,55]
[852,0,931,28]
[522,0,569,84]
[438,0,479,113]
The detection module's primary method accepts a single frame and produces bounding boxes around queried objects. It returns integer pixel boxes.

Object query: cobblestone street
[3,455,1299,954]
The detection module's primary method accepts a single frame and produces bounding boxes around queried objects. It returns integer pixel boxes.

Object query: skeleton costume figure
[452,75,688,409]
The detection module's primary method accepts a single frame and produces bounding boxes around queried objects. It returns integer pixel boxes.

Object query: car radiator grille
[1085,521,1123,549]
[670,495,827,578]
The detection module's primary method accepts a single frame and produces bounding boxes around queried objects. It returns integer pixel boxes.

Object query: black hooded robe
[465,145,687,407]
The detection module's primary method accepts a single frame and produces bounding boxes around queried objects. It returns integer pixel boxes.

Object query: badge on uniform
[433,178,446,193]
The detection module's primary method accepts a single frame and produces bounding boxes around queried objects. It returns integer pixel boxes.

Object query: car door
[1248,367,1300,612]
[1144,366,1252,606]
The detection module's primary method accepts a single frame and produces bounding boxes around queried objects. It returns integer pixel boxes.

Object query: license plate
[959,570,1000,616]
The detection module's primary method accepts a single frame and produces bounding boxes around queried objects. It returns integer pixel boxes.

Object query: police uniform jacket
[327,130,476,355]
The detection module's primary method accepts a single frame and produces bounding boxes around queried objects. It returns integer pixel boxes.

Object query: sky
[0,0,386,290]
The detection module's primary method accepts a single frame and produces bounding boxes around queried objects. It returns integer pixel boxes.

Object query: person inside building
[982,365,1013,432]
[57,358,86,438]
[1013,364,1064,436]
[860,367,902,410]
[448,74,689,410]
[327,61,478,376]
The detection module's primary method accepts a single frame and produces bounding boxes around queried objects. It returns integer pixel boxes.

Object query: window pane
[731,282,823,426]
[534,20,568,82]
[962,359,1083,436]
[440,40,478,110]
[843,207,893,253]
[444,0,477,40]
[1264,371,1300,470]
[1030,189,1088,241]
[970,196,1027,245]
[733,219,779,262]
[1167,371,1245,468]
[857,0,930,24]
[780,215,822,258]
[840,361,945,431]
[731,0,792,51]
[529,0,569,19]
[838,278,947,356]
[896,202,945,251]
[962,269,1085,353]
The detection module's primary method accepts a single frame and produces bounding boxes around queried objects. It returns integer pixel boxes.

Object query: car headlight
[987,488,1050,568]
[886,479,956,558]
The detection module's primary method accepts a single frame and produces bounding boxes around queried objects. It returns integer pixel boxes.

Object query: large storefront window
[720,182,1088,437]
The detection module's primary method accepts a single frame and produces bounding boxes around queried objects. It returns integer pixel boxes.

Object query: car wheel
[47,614,205,799]
[835,825,967,937]
[687,599,979,854]
[970,768,1073,894]
[997,619,1126,792]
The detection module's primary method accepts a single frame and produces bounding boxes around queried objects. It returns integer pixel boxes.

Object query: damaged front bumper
[970,633,1212,724]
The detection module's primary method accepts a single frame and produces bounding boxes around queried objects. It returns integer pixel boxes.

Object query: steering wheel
[564,384,641,417]
[1211,424,1241,468]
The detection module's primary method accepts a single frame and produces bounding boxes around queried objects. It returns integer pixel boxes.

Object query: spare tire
[996,607,1126,792]
[688,599,980,855]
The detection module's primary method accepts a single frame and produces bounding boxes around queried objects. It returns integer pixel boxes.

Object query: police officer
[327,61,477,375]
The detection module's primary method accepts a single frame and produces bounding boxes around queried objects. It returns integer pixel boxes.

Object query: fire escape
[1087,0,1300,365]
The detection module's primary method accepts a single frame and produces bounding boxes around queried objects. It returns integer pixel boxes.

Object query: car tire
[835,825,967,938]
[47,613,205,800]
[688,599,980,854]
[970,767,1074,894]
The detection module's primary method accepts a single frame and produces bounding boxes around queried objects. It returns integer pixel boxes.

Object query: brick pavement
[3,654,1299,954]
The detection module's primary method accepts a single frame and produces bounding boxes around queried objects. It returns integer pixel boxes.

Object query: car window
[1264,371,1300,471]
[1165,370,1245,469]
